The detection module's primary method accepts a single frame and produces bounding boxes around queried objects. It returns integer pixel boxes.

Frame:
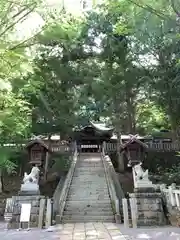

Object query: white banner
[81,145,98,148]
[20,203,31,222]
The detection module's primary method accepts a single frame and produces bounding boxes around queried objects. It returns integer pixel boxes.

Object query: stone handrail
[53,176,66,215]
[102,142,125,200]
[58,142,78,221]
[101,143,124,222]
[101,153,120,221]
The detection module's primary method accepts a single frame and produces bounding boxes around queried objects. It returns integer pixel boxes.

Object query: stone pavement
[1,222,180,239]
[0,222,127,240]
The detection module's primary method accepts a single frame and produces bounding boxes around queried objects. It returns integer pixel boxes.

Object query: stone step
[74,171,105,174]
[67,190,110,195]
[71,179,107,181]
[72,177,106,179]
[75,162,104,168]
[67,192,110,196]
[69,190,109,194]
[76,170,104,172]
[62,215,115,222]
[75,168,104,170]
[70,186,108,189]
[67,197,110,201]
[68,190,109,195]
[75,168,103,170]
[61,219,115,223]
[76,162,103,164]
[72,180,106,182]
[65,200,112,207]
[63,211,113,216]
[69,186,108,190]
[71,182,107,185]
[75,166,104,172]
[69,187,108,191]
[70,183,107,188]
[72,180,106,183]
[75,164,103,166]
[69,187,109,191]
[73,174,106,177]
[67,192,109,196]
[64,207,113,212]
[73,173,105,176]
[68,188,108,191]
[72,178,106,180]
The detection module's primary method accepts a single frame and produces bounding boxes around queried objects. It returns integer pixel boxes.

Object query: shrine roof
[111,134,151,140]
[90,122,114,132]
[31,135,60,141]
[25,138,49,150]
[78,121,114,133]
[120,135,149,150]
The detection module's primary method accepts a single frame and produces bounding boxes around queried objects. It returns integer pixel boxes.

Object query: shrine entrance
[73,122,114,153]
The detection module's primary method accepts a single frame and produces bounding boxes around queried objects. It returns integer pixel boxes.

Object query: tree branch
[0,3,36,38]
[127,0,171,20]
[171,0,180,16]
[9,27,44,50]
[0,2,14,29]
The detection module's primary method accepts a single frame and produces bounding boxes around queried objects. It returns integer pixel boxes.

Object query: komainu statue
[134,162,149,181]
[23,166,40,184]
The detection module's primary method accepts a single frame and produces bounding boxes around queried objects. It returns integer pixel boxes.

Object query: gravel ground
[120,225,180,239]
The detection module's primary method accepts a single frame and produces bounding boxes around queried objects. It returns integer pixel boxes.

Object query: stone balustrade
[159,183,180,226]
[160,183,180,208]
[105,142,180,152]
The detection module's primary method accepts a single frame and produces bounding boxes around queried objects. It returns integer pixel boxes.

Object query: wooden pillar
[44,151,49,182]
[44,135,51,181]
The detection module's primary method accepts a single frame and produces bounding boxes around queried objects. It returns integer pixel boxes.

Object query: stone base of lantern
[133,187,166,226]
[5,195,45,229]
[19,183,40,196]
[134,180,153,189]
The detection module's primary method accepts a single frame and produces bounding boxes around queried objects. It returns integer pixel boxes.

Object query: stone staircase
[61,153,115,223]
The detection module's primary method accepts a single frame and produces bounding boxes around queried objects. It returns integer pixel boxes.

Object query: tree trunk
[169,117,179,141]
[125,87,136,134]
[113,96,125,172]
[168,106,179,141]
[116,130,124,172]
[0,169,3,193]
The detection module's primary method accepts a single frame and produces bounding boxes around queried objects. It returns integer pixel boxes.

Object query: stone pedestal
[133,187,166,226]
[6,195,45,229]
[135,180,153,189]
[19,183,40,196]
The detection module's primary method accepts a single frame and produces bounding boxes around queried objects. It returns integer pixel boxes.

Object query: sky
[15,0,96,40]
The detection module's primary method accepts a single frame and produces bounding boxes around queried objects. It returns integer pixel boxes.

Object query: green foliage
[0,91,31,142]
[157,164,180,185]
[1,0,180,165]
[0,148,17,173]
[23,0,180,138]
[51,153,71,173]
[136,100,170,134]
